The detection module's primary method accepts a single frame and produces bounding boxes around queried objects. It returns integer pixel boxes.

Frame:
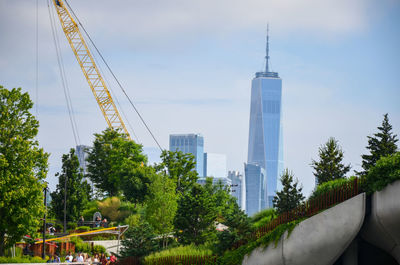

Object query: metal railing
[234,177,363,249]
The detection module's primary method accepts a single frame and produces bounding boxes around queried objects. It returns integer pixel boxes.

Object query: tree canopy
[144,172,178,248]
[0,86,49,255]
[273,169,305,214]
[358,114,398,176]
[311,137,351,185]
[174,183,217,245]
[50,148,92,223]
[86,128,147,199]
[155,150,198,195]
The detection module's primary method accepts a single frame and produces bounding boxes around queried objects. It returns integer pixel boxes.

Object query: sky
[0,0,399,196]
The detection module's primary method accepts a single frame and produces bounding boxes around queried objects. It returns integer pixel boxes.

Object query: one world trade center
[246,28,284,215]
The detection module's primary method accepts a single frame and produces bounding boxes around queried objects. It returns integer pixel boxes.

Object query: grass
[0,255,47,263]
[144,244,213,264]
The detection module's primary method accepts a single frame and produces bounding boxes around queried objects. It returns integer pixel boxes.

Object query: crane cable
[47,0,81,146]
[64,0,163,151]
[35,0,39,116]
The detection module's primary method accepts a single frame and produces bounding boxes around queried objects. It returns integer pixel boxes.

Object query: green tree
[86,128,147,199]
[364,152,400,193]
[0,86,49,255]
[50,148,92,223]
[214,198,252,255]
[119,220,158,258]
[144,172,178,248]
[273,169,305,214]
[311,137,351,185]
[155,150,198,195]
[358,114,398,176]
[174,183,217,245]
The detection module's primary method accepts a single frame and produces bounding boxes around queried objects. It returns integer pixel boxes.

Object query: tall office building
[76,145,91,175]
[245,163,266,216]
[246,27,284,213]
[169,134,204,176]
[228,171,245,211]
[204,153,227,179]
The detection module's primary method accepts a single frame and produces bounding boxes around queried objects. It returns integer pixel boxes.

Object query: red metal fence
[253,177,362,240]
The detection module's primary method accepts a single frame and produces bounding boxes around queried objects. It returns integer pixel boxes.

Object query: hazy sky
[1,0,399,196]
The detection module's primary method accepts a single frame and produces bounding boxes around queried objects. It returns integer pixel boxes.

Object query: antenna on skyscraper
[265,24,270,73]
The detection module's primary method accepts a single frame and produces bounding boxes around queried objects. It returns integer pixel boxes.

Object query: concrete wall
[242,193,366,265]
[361,180,400,263]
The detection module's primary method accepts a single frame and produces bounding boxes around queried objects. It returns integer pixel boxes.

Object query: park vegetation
[0,85,399,264]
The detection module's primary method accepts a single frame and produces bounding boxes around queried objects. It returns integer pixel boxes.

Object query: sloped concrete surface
[242,193,366,265]
[361,180,400,263]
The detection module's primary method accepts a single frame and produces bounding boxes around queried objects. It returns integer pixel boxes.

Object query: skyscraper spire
[265,24,270,73]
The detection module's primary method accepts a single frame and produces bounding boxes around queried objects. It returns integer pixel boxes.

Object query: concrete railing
[361,180,400,263]
[242,193,366,265]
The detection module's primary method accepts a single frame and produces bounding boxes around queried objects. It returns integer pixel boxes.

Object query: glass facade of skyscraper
[247,72,283,209]
[169,134,204,177]
[245,163,266,216]
[246,31,284,214]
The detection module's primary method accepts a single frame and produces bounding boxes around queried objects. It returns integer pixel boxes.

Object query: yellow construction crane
[51,0,131,139]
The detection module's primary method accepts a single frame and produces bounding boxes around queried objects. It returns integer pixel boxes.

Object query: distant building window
[263,100,280,114]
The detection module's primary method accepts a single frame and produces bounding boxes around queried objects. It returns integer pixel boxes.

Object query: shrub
[124,214,141,227]
[309,176,357,200]
[76,226,91,232]
[251,208,276,228]
[218,220,302,265]
[0,256,46,263]
[144,244,213,264]
[364,152,400,193]
[93,244,106,254]
[67,222,77,230]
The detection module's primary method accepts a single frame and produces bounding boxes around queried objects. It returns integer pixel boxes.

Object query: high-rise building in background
[204,153,227,179]
[246,27,284,214]
[76,145,90,175]
[197,176,232,189]
[228,171,245,210]
[169,134,204,176]
[245,163,266,215]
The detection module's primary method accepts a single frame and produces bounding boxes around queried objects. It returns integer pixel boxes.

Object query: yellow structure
[51,0,130,139]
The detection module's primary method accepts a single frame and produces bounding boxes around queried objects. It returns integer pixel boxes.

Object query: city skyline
[0,0,399,195]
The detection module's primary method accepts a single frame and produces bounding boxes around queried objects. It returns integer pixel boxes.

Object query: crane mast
[52,0,131,139]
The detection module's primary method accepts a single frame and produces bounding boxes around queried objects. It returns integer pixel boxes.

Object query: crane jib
[52,0,131,139]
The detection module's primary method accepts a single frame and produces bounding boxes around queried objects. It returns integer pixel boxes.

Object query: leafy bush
[309,176,357,200]
[89,234,117,241]
[144,244,213,264]
[0,255,46,263]
[124,214,141,227]
[218,220,302,265]
[76,226,91,232]
[120,221,158,258]
[4,246,23,257]
[364,152,400,193]
[82,200,99,221]
[251,208,276,228]
[93,244,106,254]
[67,222,77,230]
[97,197,131,222]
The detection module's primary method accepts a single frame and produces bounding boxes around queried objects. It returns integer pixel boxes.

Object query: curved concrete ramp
[242,193,366,265]
[361,180,400,263]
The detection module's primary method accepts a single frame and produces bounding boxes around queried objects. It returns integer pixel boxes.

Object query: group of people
[94,216,108,228]
[79,215,108,228]
[47,252,116,264]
